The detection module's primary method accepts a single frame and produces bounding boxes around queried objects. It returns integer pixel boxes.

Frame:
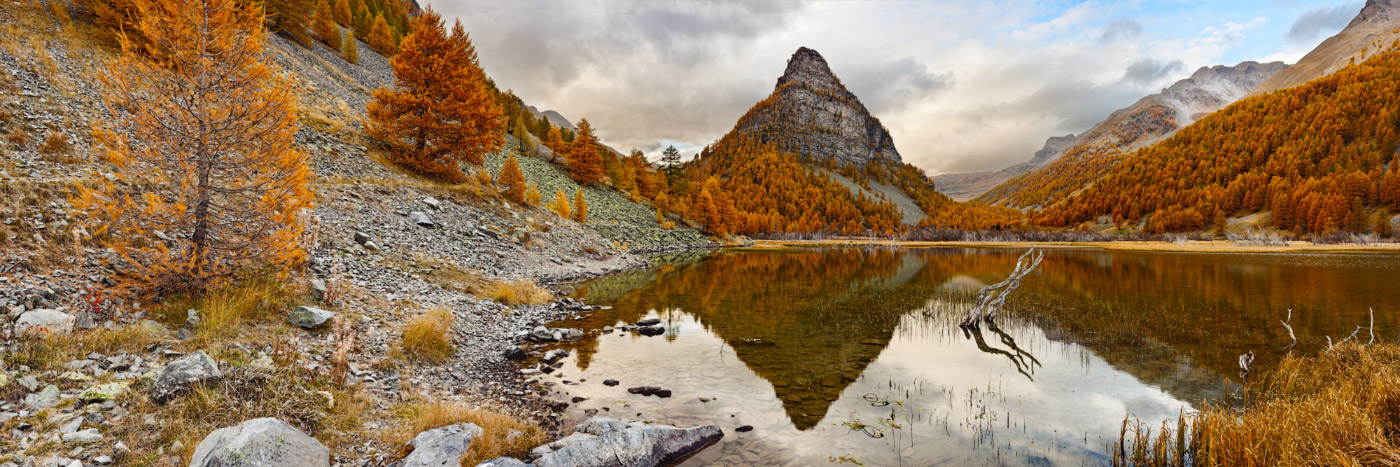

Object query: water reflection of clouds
[556,305,1191,466]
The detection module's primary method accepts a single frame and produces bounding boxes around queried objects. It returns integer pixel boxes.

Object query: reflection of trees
[559,248,1003,430]
[963,321,1042,381]
[555,247,1399,427]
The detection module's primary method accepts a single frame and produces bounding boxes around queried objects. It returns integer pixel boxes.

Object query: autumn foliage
[572,189,588,223]
[367,7,504,182]
[567,119,604,185]
[498,155,527,204]
[367,12,396,55]
[76,0,312,296]
[1032,47,1400,235]
[549,190,571,220]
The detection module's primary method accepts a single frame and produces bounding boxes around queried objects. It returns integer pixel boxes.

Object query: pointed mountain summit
[729,47,901,168]
[1252,0,1400,95]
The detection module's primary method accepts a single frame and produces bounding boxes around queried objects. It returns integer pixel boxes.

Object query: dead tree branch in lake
[1280,309,1296,350]
[1327,308,1376,352]
[960,248,1044,328]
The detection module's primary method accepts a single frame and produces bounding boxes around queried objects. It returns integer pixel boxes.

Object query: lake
[541,246,1400,466]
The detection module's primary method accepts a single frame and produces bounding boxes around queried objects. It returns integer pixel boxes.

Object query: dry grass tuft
[5,126,27,147]
[155,274,297,343]
[112,364,366,465]
[489,279,552,307]
[1117,343,1400,466]
[385,399,548,465]
[399,308,454,363]
[4,324,168,372]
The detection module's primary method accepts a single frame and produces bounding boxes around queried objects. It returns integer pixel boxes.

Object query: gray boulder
[289,306,335,330]
[24,384,60,409]
[529,418,722,467]
[14,309,75,336]
[189,418,329,467]
[152,350,222,403]
[410,211,435,228]
[403,423,483,467]
[310,279,328,302]
[477,458,533,467]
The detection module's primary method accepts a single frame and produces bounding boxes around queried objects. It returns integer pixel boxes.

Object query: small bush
[387,399,548,465]
[5,126,27,147]
[548,189,570,219]
[525,183,541,207]
[400,308,453,363]
[38,130,71,155]
[489,280,551,306]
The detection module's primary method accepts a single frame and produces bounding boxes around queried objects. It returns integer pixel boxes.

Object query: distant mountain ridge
[1252,0,1400,95]
[951,60,1286,207]
[526,106,577,132]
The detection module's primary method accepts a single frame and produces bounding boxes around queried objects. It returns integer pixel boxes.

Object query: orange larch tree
[567,119,603,185]
[549,189,571,219]
[264,0,314,47]
[498,154,527,204]
[366,7,504,182]
[311,0,341,50]
[367,12,396,55]
[573,188,589,223]
[545,126,565,162]
[333,0,350,26]
[75,0,312,296]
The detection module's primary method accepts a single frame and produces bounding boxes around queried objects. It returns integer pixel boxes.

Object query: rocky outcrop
[520,418,722,467]
[152,350,222,403]
[189,418,329,467]
[14,309,75,336]
[289,305,336,330]
[1253,0,1400,95]
[968,60,1286,206]
[728,47,901,168]
[403,423,483,467]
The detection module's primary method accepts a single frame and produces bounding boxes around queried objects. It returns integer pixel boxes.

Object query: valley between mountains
[2,0,1400,466]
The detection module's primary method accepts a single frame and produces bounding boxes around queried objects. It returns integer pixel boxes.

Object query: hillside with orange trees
[671,47,1021,236]
[1033,47,1400,235]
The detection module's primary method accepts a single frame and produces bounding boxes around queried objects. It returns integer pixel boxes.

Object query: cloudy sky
[434,0,1364,176]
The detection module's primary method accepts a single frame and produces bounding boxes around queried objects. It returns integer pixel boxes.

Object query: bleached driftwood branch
[961,248,1045,327]
[1326,308,1376,352]
[1280,309,1296,350]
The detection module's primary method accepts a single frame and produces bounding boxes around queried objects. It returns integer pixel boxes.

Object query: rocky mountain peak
[1354,0,1400,28]
[720,47,901,168]
[777,47,844,93]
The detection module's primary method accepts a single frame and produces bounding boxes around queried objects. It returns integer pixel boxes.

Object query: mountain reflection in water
[541,247,1400,466]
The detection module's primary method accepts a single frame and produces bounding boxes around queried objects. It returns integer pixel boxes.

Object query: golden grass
[154,274,298,344]
[4,324,168,372]
[5,126,27,147]
[489,279,552,307]
[1117,343,1400,466]
[385,399,548,466]
[110,365,368,466]
[399,308,454,363]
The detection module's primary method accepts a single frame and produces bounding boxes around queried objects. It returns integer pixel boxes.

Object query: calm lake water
[543,247,1400,466]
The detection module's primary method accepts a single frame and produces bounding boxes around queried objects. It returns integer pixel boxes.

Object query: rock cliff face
[728,47,902,168]
[1252,0,1400,95]
[938,60,1285,205]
